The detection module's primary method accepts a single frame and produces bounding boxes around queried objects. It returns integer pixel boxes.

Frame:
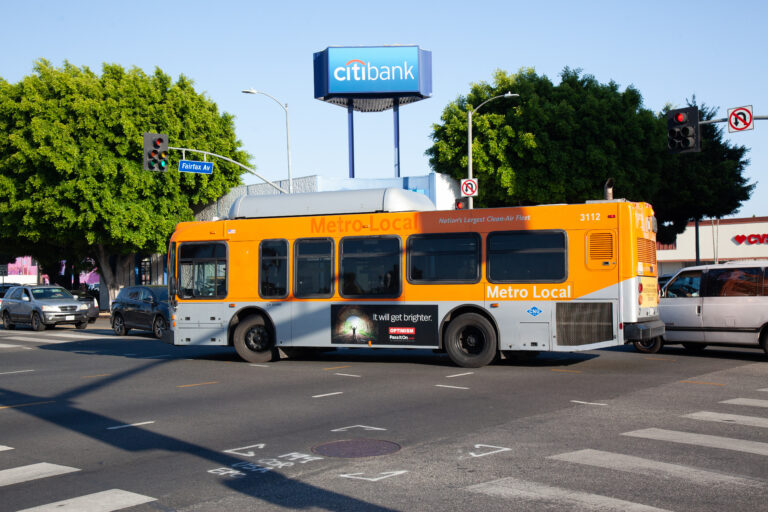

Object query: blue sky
[3,0,766,217]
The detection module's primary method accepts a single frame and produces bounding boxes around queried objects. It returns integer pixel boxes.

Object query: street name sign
[179,160,214,174]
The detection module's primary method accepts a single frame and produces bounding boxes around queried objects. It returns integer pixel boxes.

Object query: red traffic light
[153,137,164,148]
[675,112,687,123]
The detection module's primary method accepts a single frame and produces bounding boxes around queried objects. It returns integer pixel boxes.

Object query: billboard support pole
[394,98,401,178]
[348,100,355,178]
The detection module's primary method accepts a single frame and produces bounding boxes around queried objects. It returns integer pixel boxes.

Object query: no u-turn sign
[728,105,754,133]
[461,178,478,197]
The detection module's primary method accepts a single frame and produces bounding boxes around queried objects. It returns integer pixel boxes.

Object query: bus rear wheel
[444,313,497,368]
[234,315,277,363]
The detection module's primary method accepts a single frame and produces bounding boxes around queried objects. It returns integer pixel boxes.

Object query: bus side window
[177,242,228,299]
[294,238,333,298]
[340,236,401,298]
[260,240,288,299]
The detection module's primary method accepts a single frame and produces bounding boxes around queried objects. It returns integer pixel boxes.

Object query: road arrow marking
[331,425,387,432]
[340,470,408,481]
[469,444,512,457]
[224,444,266,457]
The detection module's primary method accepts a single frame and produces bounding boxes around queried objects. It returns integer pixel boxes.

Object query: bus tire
[444,313,497,368]
[633,336,662,354]
[234,315,277,363]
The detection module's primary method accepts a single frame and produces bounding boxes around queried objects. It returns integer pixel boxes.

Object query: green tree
[427,69,752,241]
[0,59,248,301]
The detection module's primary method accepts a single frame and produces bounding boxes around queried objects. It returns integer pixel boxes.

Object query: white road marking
[17,489,156,511]
[550,449,761,487]
[0,343,31,349]
[0,463,80,487]
[446,372,474,378]
[45,332,108,339]
[469,444,511,457]
[435,384,469,390]
[720,398,768,408]
[312,392,343,398]
[331,425,387,432]
[249,364,270,367]
[683,411,768,429]
[5,336,69,344]
[467,476,671,511]
[106,421,155,430]
[622,428,768,456]
[0,445,13,451]
[571,400,608,406]
[0,369,35,375]
[339,470,408,481]
[759,388,768,392]
[335,373,361,377]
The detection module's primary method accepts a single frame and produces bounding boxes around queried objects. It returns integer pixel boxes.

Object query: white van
[635,260,768,354]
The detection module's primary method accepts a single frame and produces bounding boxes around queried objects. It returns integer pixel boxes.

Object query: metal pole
[467,109,474,209]
[394,98,401,178]
[348,100,355,179]
[284,103,293,193]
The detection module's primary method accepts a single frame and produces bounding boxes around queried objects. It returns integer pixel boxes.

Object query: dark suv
[1,285,90,330]
[111,285,169,338]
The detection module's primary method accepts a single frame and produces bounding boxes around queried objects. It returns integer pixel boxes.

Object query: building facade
[657,216,768,276]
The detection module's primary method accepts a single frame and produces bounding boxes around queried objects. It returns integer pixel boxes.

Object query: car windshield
[31,287,73,300]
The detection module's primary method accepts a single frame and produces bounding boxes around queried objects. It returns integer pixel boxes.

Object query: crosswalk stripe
[720,398,768,408]
[3,336,70,344]
[0,463,80,487]
[16,488,156,511]
[623,428,768,456]
[549,449,761,487]
[46,332,109,339]
[0,343,30,349]
[683,411,768,429]
[467,476,671,511]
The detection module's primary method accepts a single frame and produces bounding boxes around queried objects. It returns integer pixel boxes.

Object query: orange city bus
[162,188,664,368]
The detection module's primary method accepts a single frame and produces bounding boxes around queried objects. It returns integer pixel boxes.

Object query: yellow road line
[0,401,55,410]
[323,365,352,371]
[680,380,725,386]
[177,381,219,388]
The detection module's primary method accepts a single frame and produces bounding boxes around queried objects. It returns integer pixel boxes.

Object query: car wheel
[234,315,277,363]
[76,320,89,330]
[633,336,663,354]
[444,313,498,368]
[112,314,129,336]
[760,330,768,356]
[152,315,167,339]
[2,311,15,330]
[31,312,45,332]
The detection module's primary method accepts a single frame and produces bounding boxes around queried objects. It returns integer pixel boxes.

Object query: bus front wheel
[234,315,277,363]
[444,313,497,368]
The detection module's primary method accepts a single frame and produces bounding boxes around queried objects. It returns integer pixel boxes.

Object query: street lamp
[467,91,519,209]
[242,89,293,193]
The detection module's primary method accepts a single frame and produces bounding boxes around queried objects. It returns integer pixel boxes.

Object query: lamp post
[242,89,293,193]
[467,91,519,209]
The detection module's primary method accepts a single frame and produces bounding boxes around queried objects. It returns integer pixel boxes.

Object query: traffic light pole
[168,146,288,194]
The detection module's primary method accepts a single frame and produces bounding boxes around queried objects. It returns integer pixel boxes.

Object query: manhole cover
[312,439,401,458]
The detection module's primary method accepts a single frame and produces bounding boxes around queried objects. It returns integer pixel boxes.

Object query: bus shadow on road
[0,361,401,512]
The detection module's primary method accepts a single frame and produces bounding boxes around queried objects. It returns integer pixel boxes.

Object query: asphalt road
[0,318,766,511]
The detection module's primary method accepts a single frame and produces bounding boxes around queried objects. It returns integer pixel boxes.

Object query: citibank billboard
[314,46,432,111]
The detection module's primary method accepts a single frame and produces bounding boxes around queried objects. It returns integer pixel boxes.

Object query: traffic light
[143,133,170,171]
[455,197,469,210]
[667,107,700,154]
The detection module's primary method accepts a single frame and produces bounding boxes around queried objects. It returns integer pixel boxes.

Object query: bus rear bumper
[624,319,665,341]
